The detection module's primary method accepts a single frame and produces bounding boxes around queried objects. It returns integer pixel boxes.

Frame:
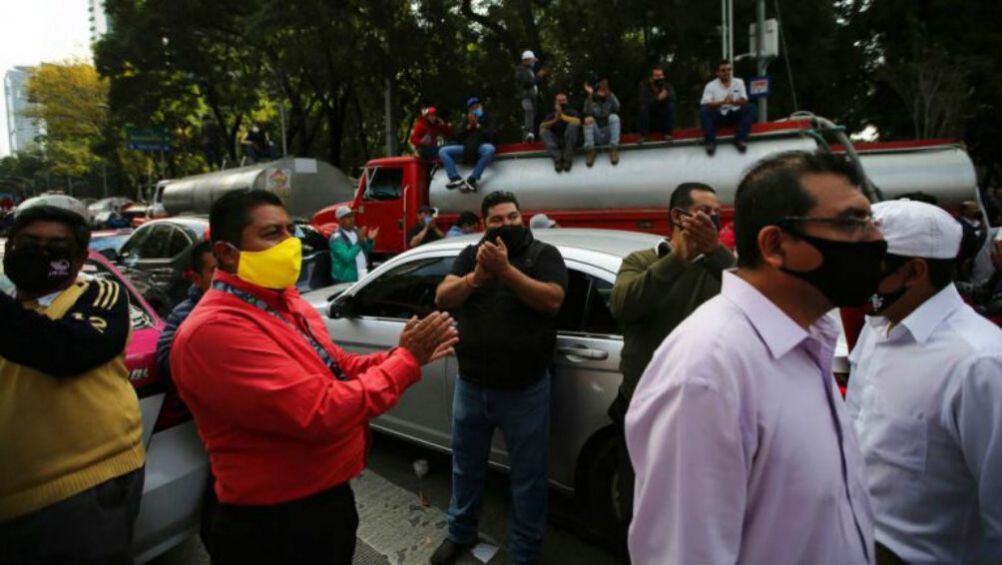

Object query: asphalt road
[150,433,625,565]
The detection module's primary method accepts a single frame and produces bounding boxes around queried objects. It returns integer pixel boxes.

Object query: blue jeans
[447,375,551,565]
[438,144,496,181]
[700,103,757,143]
[583,114,621,149]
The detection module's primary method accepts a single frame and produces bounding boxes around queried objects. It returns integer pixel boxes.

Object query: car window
[354,256,454,319]
[555,269,620,337]
[362,167,403,201]
[82,260,156,330]
[122,224,173,260]
[165,226,192,257]
[119,225,152,258]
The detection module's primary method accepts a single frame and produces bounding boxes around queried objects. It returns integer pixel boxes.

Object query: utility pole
[755,0,767,122]
[384,78,398,156]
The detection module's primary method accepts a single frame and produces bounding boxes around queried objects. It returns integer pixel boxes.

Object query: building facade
[4,67,43,155]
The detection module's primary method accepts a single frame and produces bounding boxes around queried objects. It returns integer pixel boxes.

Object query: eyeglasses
[779,215,882,236]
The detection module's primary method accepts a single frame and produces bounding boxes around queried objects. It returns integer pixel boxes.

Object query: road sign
[749,76,770,99]
[126,126,172,152]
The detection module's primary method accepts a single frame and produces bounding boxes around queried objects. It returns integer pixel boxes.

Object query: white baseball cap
[872,199,962,259]
[335,205,353,220]
[529,213,556,229]
[521,50,537,61]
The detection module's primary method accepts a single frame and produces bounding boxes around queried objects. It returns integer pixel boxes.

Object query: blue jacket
[155,284,204,381]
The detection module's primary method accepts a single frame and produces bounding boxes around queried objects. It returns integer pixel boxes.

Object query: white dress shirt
[700,77,748,115]
[626,272,874,565]
[847,284,1002,565]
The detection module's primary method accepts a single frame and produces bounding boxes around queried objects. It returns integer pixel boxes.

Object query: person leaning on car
[170,189,458,565]
[431,190,568,565]
[608,181,734,536]
[0,205,146,565]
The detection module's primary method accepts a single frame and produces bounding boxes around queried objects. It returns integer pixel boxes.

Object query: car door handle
[557,345,609,361]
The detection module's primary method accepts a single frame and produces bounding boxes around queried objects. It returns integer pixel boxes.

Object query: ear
[902,258,928,288]
[213,241,239,273]
[757,226,787,269]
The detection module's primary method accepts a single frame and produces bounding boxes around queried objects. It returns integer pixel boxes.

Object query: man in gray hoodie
[582,78,621,167]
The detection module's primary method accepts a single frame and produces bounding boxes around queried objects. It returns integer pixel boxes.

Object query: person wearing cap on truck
[409,107,455,161]
[847,199,1002,565]
[408,206,444,248]
[539,93,581,173]
[515,49,547,142]
[329,206,379,284]
[437,98,498,193]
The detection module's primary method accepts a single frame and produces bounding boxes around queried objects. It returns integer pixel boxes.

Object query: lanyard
[213,281,346,381]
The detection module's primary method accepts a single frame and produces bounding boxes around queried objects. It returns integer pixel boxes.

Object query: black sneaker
[446,177,465,190]
[705,142,717,157]
[466,177,479,192]
[429,538,475,565]
[525,133,535,143]
[563,158,573,172]
[734,139,748,154]
[554,158,563,173]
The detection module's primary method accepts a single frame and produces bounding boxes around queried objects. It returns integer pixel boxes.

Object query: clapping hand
[477,237,510,275]
[398,312,459,365]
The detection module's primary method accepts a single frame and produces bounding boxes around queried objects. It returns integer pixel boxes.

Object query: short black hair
[669,182,716,211]
[10,205,91,257]
[457,211,479,227]
[209,189,284,247]
[188,240,214,272]
[481,191,520,219]
[885,253,956,291]
[734,151,861,268]
[897,192,938,205]
[718,59,731,68]
[418,205,435,215]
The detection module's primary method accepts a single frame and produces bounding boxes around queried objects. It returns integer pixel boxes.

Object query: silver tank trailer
[161,158,355,219]
[428,137,976,213]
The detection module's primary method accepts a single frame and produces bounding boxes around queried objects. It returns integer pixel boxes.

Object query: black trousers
[876,542,910,565]
[209,482,358,565]
[0,467,145,565]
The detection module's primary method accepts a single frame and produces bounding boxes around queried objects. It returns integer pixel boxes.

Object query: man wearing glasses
[699,60,757,156]
[626,151,883,565]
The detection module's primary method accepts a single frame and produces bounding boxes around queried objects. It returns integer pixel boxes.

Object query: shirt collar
[722,271,838,360]
[889,283,964,344]
[214,270,299,313]
[13,278,83,307]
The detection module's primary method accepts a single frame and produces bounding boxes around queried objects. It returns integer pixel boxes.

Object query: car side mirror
[329,294,357,319]
[99,248,120,262]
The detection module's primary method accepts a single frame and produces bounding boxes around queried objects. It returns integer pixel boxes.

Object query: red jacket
[409,116,454,148]
[171,270,420,505]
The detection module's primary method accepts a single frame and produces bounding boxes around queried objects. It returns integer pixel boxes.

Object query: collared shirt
[700,77,748,114]
[343,229,368,279]
[626,272,874,565]
[847,284,1002,565]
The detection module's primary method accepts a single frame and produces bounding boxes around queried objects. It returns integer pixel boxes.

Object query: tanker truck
[311,113,978,258]
[155,157,355,220]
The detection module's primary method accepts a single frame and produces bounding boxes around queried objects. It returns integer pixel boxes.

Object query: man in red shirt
[171,189,458,565]
[409,106,455,161]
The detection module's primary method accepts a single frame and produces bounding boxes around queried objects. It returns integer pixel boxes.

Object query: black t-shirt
[407,222,443,247]
[542,110,580,138]
[449,233,568,389]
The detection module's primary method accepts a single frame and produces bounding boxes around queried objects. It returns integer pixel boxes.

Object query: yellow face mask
[235,237,302,289]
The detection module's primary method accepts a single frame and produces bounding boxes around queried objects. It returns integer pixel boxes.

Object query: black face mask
[559,103,569,111]
[654,78,665,88]
[866,262,911,315]
[780,229,888,307]
[709,214,722,231]
[483,224,529,254]
[3,243,77,295]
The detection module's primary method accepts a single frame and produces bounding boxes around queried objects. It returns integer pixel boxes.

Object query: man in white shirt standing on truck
[847,199,1002,565]
[699,59,757,157]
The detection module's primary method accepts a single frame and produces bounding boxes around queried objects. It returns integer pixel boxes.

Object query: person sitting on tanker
[699,60,756,156]
[438,98,498,193]
[539,93,582,173]
[409,107,455,161]
[408,205,445,248]
[446,211,480,238]
[241,122,278,163]
[583,78,621,167]
[638,65,676,143]
[329,206,379,284]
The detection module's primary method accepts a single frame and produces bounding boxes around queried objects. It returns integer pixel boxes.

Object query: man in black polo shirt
[431,191,568,565]
[408,205,444,248]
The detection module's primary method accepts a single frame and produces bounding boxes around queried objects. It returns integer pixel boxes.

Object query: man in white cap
[528,213,557,230]
[847,199,1002,565]
[329,206,379,283]
[514,49,547,142]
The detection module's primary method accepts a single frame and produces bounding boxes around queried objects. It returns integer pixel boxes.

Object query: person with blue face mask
[407,205,444,248]
[437,97,498,193]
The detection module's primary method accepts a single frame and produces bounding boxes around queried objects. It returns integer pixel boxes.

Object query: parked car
[0,249,210,563]
[116,217,211,309]
[302,228,640,526]
[89,227,134,257]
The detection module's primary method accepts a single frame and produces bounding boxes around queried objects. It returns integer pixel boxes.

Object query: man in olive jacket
[609,182,734,534]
